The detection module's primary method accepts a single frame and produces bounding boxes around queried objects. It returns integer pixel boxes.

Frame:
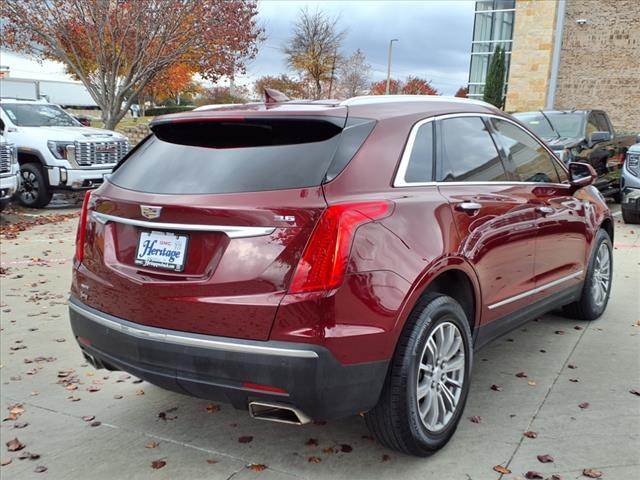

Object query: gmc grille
[75,140,129,166]
[0,144,12,174]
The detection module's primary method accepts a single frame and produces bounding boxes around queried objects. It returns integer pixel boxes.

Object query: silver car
[621,143,640,224]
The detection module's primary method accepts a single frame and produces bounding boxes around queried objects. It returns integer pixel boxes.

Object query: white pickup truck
[0,122,20,211]
[0,99,130,208]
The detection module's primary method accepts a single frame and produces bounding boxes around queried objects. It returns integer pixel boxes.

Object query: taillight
[289,201,391,294]
[75,190,92,263]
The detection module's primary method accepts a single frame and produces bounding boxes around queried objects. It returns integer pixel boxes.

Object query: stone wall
[117,125,151,145]
[505,0,558,112]
[555,0,640,132]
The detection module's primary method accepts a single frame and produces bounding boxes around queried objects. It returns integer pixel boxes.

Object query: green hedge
[145,106,194,116]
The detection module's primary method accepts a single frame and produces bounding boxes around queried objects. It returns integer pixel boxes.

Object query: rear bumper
[68,297,388,420]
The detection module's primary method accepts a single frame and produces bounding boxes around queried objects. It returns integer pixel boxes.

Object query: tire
[621,208,640,224]
[18,163,52,208]
[365,293,473,456]
[563,229,613,320]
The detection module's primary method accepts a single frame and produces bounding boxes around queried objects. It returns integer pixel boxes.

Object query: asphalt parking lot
[1,197,639,480]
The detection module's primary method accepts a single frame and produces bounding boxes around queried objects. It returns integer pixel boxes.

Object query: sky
[0,0,476,96]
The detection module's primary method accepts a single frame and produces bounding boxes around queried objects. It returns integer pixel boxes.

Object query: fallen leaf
[629,389,640,397]
[135,389,145,396]
[579,402,590,409]
[13,422,29,429]
[34,466,47,473]
[151,460,166,469]
[570,378,580,383]
[490,384,503,392]
[1,459,11,466]
[205,403,219,413]
[516,372,528,378]
[90,421,101,427]
[574,326,583,330]
[206,459,218,464]
[248,464,267,471]
[145,441,159,449]
[528,380,537,386]
[322,447,334,454]
[523,431,538,439]
[86,386,100,392]
[493,464,511,474]
[469,415,482,423]
[81,415,95,422]
[568,364,578,369]
[550,475,563,480]
[305,438,319,446]
[113,394,123,400]
[382,454,391,462]
[308,456,322,464]
[6,438,25,452]
[524,471,544,479]
[555,330,565,335]
[68,396,81,402]
[340,444,353,453]
[238,436,253,443]
[582,468,603,478]
[17,451,40,460]
[537,454,554,463]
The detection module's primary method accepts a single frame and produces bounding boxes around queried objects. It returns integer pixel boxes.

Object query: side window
[437,116,507,182]
[404,121,434,183]
[586,114,599,137]
[489,118,561,183]
[594,112,611,133]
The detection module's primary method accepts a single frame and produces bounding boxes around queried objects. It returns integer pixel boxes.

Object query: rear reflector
[289,201,391,294]
[75,190,92,263]
[242,382,288,394]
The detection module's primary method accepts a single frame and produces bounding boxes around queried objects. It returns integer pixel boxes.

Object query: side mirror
[568,162,597,189]
[0,119,4,133]
[590,131,611,145]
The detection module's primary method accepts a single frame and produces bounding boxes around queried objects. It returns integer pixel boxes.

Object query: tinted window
[490,118,561,183]
[437,116,507,182]
[404,121,434,182]
[110,132,341,195]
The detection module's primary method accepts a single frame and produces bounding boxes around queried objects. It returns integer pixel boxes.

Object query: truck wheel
[18,163,53,208]
[563,229,612,320]
[622,208,640,224]
[365,293,472,456]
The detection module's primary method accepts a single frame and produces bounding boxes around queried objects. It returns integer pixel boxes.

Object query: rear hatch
[74,107,373,341]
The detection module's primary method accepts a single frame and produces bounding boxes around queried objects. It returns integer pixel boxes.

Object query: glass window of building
[468,0,515,100]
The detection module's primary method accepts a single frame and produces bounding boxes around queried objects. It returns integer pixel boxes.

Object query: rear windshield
[110,117,373,195]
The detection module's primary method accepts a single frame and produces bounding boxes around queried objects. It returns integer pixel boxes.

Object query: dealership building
[468,0,639,132]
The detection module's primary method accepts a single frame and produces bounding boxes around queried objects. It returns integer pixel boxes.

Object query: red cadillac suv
[69,95,613,456]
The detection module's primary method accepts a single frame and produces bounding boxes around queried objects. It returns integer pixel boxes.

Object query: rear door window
[436,116,507,182]
[110,119,344,194]
[489,118,563,183]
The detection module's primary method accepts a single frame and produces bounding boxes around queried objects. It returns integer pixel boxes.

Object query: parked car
[513,109,637,202]
[68,95,613,457]
[621,143,640,224]
[0,99,129,208]
[0,119,20,211]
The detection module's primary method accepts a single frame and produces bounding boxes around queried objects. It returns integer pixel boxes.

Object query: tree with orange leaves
[454,86,469,98]
[370,79,402,95]
[2,0,262,129]
[401,77,439,95]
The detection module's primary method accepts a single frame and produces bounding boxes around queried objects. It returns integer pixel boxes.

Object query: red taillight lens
[289,201,390,294]
[75,190,92,263]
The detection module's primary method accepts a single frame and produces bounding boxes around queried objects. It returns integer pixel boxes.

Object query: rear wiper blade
[539,109,561,139]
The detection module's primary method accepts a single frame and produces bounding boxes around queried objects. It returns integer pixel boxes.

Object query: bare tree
[284,8,345,99]
[338,49,371,99]
[2,0,261,129]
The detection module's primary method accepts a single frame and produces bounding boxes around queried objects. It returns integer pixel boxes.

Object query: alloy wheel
[415,321,465,432]
[591,243,611,308]
[20,170,39,203]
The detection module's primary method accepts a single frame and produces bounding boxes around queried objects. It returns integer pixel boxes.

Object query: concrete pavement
[1,201,639,480]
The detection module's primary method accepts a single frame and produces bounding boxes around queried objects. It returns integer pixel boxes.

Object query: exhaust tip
[249,401,311,425]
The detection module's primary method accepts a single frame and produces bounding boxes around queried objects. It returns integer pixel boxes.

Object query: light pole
[386,38,399,95]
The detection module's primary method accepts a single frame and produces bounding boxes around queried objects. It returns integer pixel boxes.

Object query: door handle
[536,206,554,215]
[455,202,482,212]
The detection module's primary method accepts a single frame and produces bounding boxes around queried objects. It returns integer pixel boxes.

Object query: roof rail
[340,95,495,108]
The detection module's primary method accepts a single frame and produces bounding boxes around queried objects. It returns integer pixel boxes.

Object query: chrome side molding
[90,211,275,238]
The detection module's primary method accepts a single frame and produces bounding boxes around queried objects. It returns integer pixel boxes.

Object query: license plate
[135,231,188,272]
